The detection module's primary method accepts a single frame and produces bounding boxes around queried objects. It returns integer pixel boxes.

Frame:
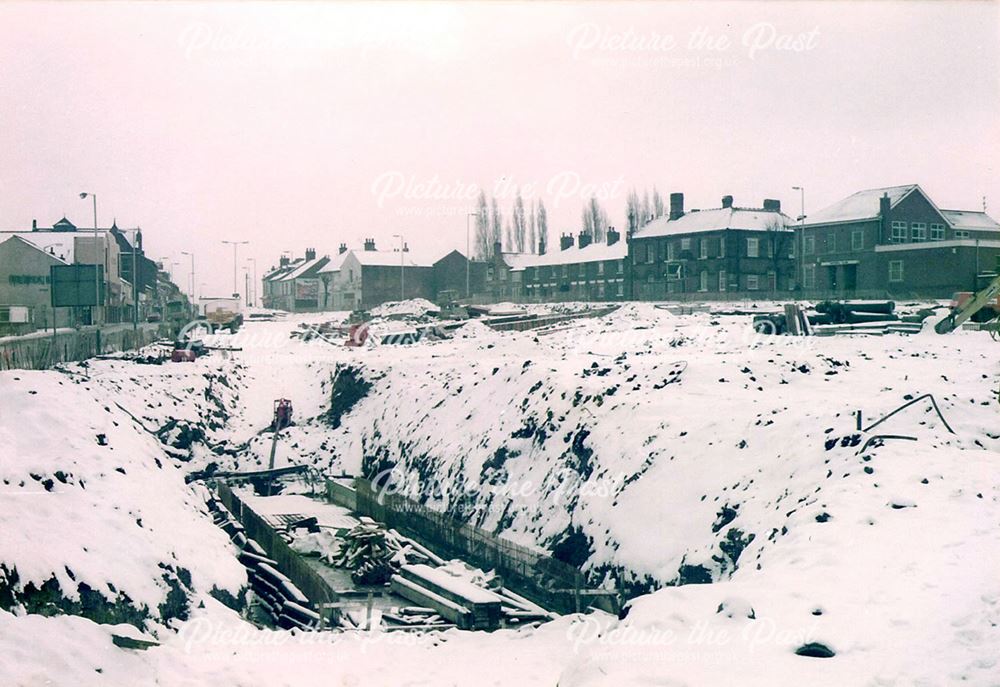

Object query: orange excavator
[934,273,1000,336]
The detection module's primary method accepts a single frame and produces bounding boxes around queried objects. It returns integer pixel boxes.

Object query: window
[955,230,971,239]
[889,260,904,282]
[803,264,816,289]
[930,224,945,241]
[666,263,683,281]
[718,270,727,292]
[911,223,926,242]
[852,230,864,251]
[746,274,759,291]
[597,261,605,275]
[767,271,777,291]
[828,234,837,253]
[616,282,624,297]
[890,221,907,241]
[667,242,676,261]
[699,239,708,259]
[680,238,691,251]
[747,238,760,258]
[788,239,796,259]
[699,270,708,292]
[804,235,815,255]
[719,237,726,258]
[646,243,655,264]
[617,260,624,274]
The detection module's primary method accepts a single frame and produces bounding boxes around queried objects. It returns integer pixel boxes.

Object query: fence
[0,323,167,371]
[216,483,336,607]
[350,478,592,614]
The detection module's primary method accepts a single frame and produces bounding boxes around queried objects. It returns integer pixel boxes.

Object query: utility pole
[79,192,100,326]
[392,233,405,301]
[181,251,196,305]
[792,186,805,293]
[131,227,139,332]
[221,240,249,298]
[246,257,257,307]
[466,211,478,299]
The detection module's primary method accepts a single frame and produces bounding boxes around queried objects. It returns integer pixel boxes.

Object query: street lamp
[392,233,404,301]
[245,257,257,307]
[181,251,196,304]
[466,211,478,298]
[221,240,249,298]
[78,192,100,326]
[792,186,805,293]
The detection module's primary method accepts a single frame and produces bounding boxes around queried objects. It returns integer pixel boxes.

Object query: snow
[941,209,1000,233]
[802,184,917,226]
[2,302,999,685]
[368,298,440,317]
[635,207,793,238]
[509,240,627,270]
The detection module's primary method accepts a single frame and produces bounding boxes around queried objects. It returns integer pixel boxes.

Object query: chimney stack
[538,237,546,255]
[338,243,347,254]
[305,248,316,261]
[31,219,37,231]
[279,255,290,267]
[577,232,592,249]
[721,195,734,209]
[607,226,620,245]
[403,242,409,252]
[363,238,376,251]
[560,233,574,251]
[669,192,685,220]
[763,199,781,212]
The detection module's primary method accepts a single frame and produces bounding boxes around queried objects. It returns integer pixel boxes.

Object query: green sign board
[50,264,106,307]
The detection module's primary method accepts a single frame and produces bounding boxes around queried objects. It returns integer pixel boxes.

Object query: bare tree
[641,189,652,225]
[626,188,641,235]
[584,195,608,242]
[512,190,527,252]
[764,218,793,291]
[528,199,537,254]
[537,200,549,254]
[652,187,665,218]
[474,190,490,258]
[489,196,503,256]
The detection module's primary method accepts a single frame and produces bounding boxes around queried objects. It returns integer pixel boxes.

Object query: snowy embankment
[1,301,998,685]
[0,368,246,632]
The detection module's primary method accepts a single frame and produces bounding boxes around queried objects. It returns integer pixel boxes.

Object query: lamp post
[245,257,257,307]
[392,233,404,301]
[128,227,140,331]
[221,240,249,298]
[78,192,100,326]
[181,251,196,304]
[792,186,805,293]
[466,211,478,298]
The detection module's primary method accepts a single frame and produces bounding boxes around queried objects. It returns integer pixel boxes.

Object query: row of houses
[262,183,1000,312]
[0,217,182,334]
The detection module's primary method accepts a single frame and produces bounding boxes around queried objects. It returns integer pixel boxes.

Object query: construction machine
[934,273,1000,335]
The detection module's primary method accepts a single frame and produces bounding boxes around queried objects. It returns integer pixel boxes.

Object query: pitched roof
[634,207,792,239]
[262,258,304,282]
[508,240,628,271]
[279,256,329,281]
[940,209,1000,232]
[318,251,350,274]
[350,249,432,267]
[0,231,78,262]
[0,235,70,264]
[801,184,923,226]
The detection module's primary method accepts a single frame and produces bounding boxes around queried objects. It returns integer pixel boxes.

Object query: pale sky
[1,1,997,295]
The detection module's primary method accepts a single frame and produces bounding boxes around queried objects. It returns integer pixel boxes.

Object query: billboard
[296,278,319,301]
[50,264,105,307]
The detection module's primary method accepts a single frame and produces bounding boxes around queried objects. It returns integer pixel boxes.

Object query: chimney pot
[722,195,733,208]
[32,219,37,231]
[607,227,620,246]
[577,232,592,249]
[560,234,574,251]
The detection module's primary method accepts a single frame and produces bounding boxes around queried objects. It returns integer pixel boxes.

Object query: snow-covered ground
[2,300,998,685]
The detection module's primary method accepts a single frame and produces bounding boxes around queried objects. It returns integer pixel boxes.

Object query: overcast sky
[1,1,997,296]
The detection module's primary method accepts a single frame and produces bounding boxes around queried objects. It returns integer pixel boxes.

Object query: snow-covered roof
[802,184,922,227]
[0,235,70,264]
[350,249,432,268]
[0,232,78,263]
[278,256,329,281]
[318,251,350,274]
[263,259,305,282]
[940,209,1000,233]
[634,207,792,239]
[508,241,627,271]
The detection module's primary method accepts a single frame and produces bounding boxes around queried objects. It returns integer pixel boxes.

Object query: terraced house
[629,193,795,299]
[514,229,628,302]
[800,184,1000,298]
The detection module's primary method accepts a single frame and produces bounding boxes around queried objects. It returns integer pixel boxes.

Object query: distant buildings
[258,183,999,313]
[0,217,172,334]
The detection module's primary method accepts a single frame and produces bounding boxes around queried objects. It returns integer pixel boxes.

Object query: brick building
[801,184,1000,298]
[629,193,795,299]
[516,230,628,301]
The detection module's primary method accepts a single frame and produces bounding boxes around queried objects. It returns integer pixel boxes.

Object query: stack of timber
[328,517,437,584]
[390,564,505,630]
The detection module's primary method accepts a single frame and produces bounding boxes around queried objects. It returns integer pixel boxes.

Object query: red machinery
[345,322,370,347]
[273,398,293,430]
